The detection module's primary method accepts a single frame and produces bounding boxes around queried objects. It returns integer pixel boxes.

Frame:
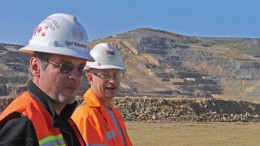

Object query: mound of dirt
[1,96,260,122]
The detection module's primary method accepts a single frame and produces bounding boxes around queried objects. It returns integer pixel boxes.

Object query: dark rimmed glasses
[48,61,85,75]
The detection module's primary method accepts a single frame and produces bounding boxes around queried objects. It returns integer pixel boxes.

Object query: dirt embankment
[112,97,260,122]
[1,97,260,122]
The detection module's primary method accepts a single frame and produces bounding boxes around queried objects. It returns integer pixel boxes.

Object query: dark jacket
[0,81,84,146]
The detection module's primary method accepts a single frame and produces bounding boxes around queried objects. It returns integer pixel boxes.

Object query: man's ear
[30,57,41,78]
[85,71,93,83]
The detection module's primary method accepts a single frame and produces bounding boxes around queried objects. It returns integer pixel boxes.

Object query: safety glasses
[91,71,125,80]
[48,61,85,75]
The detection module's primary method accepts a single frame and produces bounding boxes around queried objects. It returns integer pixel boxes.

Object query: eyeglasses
[48,61,85,75]
[91,71,124,80]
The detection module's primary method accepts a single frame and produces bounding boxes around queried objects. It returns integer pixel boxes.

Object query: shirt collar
[27,80,77,128]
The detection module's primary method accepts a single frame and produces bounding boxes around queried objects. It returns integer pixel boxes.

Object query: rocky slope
[0,28,260,103]
[89,28,260,102]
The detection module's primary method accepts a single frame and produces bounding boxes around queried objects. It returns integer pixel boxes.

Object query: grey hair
[32,52,50,69]
[28,52,51,80]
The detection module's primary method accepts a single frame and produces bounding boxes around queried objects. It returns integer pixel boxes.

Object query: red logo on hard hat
[33,26,49,37]
[106,50,115,55]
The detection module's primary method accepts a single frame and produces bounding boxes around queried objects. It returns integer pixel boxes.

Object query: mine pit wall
[1,97,260,122]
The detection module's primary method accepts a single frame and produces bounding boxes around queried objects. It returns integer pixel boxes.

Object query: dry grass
[126,121,260,146]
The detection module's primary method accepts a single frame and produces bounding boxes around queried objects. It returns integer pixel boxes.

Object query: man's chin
[105,94,116,99]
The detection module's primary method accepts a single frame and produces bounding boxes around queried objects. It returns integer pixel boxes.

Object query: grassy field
[126,121,260,146]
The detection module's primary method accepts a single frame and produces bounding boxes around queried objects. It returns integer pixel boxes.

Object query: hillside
[0,28,260,103]
[90,28,260,102]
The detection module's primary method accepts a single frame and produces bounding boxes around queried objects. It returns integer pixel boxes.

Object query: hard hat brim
[19,45,94,61]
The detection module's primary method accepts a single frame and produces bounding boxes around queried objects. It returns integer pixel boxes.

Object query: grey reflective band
[39,134,65,146]
[105,130,116,140]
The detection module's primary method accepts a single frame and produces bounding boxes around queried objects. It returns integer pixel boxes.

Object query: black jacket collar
[27,80,77,128]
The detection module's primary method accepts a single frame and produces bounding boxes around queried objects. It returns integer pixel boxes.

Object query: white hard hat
[19,13,94,61]
[85,43,126,70]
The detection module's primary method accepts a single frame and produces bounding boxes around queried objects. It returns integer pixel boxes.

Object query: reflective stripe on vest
[39,134,65,146]
[105,130,116,140]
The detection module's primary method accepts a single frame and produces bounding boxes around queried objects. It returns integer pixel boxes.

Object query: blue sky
[1,0,260,45]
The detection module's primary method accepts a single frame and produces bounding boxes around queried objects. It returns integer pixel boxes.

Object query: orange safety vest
[0,91,85,146]
[72,89,133,146]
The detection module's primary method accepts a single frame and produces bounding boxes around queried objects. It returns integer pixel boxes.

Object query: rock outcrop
[112,97,260,122]
[1,97,260,122]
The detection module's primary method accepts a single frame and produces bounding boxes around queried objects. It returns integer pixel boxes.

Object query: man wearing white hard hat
[72,43,133,146]
[0,13,93,146]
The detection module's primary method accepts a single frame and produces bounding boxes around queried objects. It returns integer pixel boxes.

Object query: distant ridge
[0,28,260,103]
